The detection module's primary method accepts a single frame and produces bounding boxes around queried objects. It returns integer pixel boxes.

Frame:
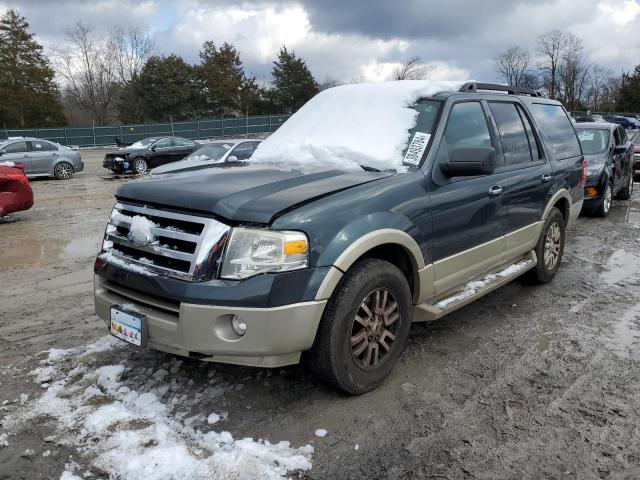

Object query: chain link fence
[0,114,291,147]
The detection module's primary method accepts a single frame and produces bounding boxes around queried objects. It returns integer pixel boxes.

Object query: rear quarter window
[530,104,581,160]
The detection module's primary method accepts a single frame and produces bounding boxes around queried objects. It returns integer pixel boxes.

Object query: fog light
[231,316,247,336]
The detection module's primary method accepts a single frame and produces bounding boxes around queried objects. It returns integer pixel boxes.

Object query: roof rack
[459,82,543,97]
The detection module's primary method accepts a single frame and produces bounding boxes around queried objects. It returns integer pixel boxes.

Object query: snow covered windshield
[129,138,158,149]
[185,144,232,162]
[251,80,469,171]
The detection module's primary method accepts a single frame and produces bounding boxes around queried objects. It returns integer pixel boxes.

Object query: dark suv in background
[94,82,584,394]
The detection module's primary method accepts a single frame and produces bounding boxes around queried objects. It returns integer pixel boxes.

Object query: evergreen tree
[269,46,318,113]
[0,9,65,127]
[198,42,245,116]
[618,65,640,112]
[134,55,202,122]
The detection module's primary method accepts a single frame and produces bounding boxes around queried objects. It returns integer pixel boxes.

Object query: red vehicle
[0,161,34,219]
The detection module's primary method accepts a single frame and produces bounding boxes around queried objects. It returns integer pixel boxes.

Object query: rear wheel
[616,172,634,200]
[132,157,148,174]
[305,258,412,395]
[525,207,565,284]
[596,182,613,217]
[53,161,74,180]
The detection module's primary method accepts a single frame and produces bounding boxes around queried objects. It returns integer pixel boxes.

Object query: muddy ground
[1,150,640,479]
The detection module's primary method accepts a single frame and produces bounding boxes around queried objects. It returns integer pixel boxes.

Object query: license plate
[110,306,147,347]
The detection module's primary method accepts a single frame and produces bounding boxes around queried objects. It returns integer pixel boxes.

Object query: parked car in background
[103,136,200,175]
[631,129,640,178]
[590,114,606,123]
[604,115,638,130]
[573,116,595,123]
[576,123,634,217]
[94,81,584,394]
[152,139,262,175]
[0,161,34,218]
[622,116,640,129]
[0,137,83,180]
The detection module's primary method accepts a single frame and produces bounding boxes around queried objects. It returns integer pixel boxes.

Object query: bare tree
[109,25,154,86]
[536,30,568,99]
[557,33,591,111]
[393,56,431,80]
[495,46,530,87]
[586,65,611,110]
[53,23,118,125]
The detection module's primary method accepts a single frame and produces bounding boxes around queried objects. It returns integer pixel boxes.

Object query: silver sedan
[0,137,84,179]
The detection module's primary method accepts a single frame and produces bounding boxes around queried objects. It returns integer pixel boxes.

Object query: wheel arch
[542,188,571,224]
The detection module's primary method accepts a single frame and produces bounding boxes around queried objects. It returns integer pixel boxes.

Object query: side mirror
[440,147,496,177]
[150,146,156,152]
[227,155,238,161]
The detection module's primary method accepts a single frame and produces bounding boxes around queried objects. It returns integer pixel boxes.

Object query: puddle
[605,303,640,358]
[571,248,640,285]
[0,235,100,270]
[609,198,640,225]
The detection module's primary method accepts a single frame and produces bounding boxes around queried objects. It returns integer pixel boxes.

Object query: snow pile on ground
[252,80,470,171]
[5,336,313,480]
[0,432,8,447]
[435,260,533,308]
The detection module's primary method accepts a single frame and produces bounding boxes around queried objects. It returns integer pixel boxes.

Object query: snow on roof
[252,80,471,171]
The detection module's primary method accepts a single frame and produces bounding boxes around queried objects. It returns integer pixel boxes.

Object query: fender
[541,187,571,222]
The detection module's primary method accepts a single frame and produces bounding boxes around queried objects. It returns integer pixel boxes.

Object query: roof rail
[459,82,543,97]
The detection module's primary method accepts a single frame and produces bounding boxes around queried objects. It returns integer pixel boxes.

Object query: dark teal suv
[94,82,585,394]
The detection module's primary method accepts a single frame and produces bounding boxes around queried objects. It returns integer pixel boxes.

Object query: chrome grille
[101,202,230,281]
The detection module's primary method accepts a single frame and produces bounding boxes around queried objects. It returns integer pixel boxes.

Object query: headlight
[220,228,309,280]
[586,166,603,177]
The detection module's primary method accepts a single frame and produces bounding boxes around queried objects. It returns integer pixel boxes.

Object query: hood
[584,153,607,166]
[116,164,394,224]
[107,146,146,157]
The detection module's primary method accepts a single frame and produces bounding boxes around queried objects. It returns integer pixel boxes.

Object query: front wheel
[525,207,565,284]
[53,161,74,180]
[596,182,613,217]
[305,259,412,395]
[132,157,148,174]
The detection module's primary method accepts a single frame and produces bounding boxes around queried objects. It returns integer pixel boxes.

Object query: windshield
[185,143,233,162]
[576,128,609,155]
[129,137,158,149]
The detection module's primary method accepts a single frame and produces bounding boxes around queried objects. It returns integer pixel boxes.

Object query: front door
[427,101,508,296]
[1,141,32,173]
[28,140,56,174]
[149,137,174,167]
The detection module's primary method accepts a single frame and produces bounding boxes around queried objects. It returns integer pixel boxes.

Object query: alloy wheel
[350,287,401,370]
[55,162,73,179]
[543,221,561,270]
[603,184,612,214]
[134,158,148,174]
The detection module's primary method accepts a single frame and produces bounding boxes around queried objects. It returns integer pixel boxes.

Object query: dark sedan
[631,129,640,178]
[103,136,199,174]
[603,115,639,130]
[577,123,634,217]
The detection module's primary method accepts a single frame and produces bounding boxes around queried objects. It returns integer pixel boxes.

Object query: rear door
[428,100,509,295]
[27,140,55,174]
[172,137,196,162]
[0,141,32,172]
[486,101,552,260]
[149,137,173,167]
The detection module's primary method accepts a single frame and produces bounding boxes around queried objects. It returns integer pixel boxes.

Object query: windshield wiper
[359,164,381,172]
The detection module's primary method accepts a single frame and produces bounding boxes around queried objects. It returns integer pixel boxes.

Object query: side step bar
[414,251,537,322]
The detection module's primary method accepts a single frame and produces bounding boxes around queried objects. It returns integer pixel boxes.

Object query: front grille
[101,202,230,281]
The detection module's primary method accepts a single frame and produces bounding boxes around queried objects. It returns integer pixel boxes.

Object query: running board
[414,251,537,322]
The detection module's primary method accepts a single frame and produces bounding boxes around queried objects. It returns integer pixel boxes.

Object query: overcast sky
[1,0,639,84]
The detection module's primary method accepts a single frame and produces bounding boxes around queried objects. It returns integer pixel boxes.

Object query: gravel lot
[1,150,640,479]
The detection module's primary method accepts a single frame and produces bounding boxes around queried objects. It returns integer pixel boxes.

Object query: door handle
[488,185,503,197]
[542,173,552,183]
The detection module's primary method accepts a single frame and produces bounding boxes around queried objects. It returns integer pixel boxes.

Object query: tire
[616,172,634,200]
[305,258,412,395]
[596,181,613,217]
[132,157,148,174]
[53,161,74,180]
[525,207,565,285]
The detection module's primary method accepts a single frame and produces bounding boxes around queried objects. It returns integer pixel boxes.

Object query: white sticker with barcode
[403,132,431,165]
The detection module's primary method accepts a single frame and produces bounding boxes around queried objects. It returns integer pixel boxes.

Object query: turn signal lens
[585,187,598,197]
[284,240,308,255]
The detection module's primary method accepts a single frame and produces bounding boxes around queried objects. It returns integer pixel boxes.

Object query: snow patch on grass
[0,432,9,447]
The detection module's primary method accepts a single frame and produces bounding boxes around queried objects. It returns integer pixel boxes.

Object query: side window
[488,102,532,165]
[30,141,51,151]
[442,102,492,156]
[530,104,581,160]
[48,142,58,151]
[517,105,541,160]
[174,137,194,147]
[230,142,257,160]
[4,141,29,153]
[153,138,172,149]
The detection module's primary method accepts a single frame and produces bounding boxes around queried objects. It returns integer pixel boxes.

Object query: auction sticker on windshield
[110,306,147,347]
[403,132,431,165]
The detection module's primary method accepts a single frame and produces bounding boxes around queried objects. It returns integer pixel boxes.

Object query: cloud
[1,0,639,84]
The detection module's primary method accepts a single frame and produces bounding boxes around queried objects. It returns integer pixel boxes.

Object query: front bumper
[94,273,327,368]
[103,156,129,173]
